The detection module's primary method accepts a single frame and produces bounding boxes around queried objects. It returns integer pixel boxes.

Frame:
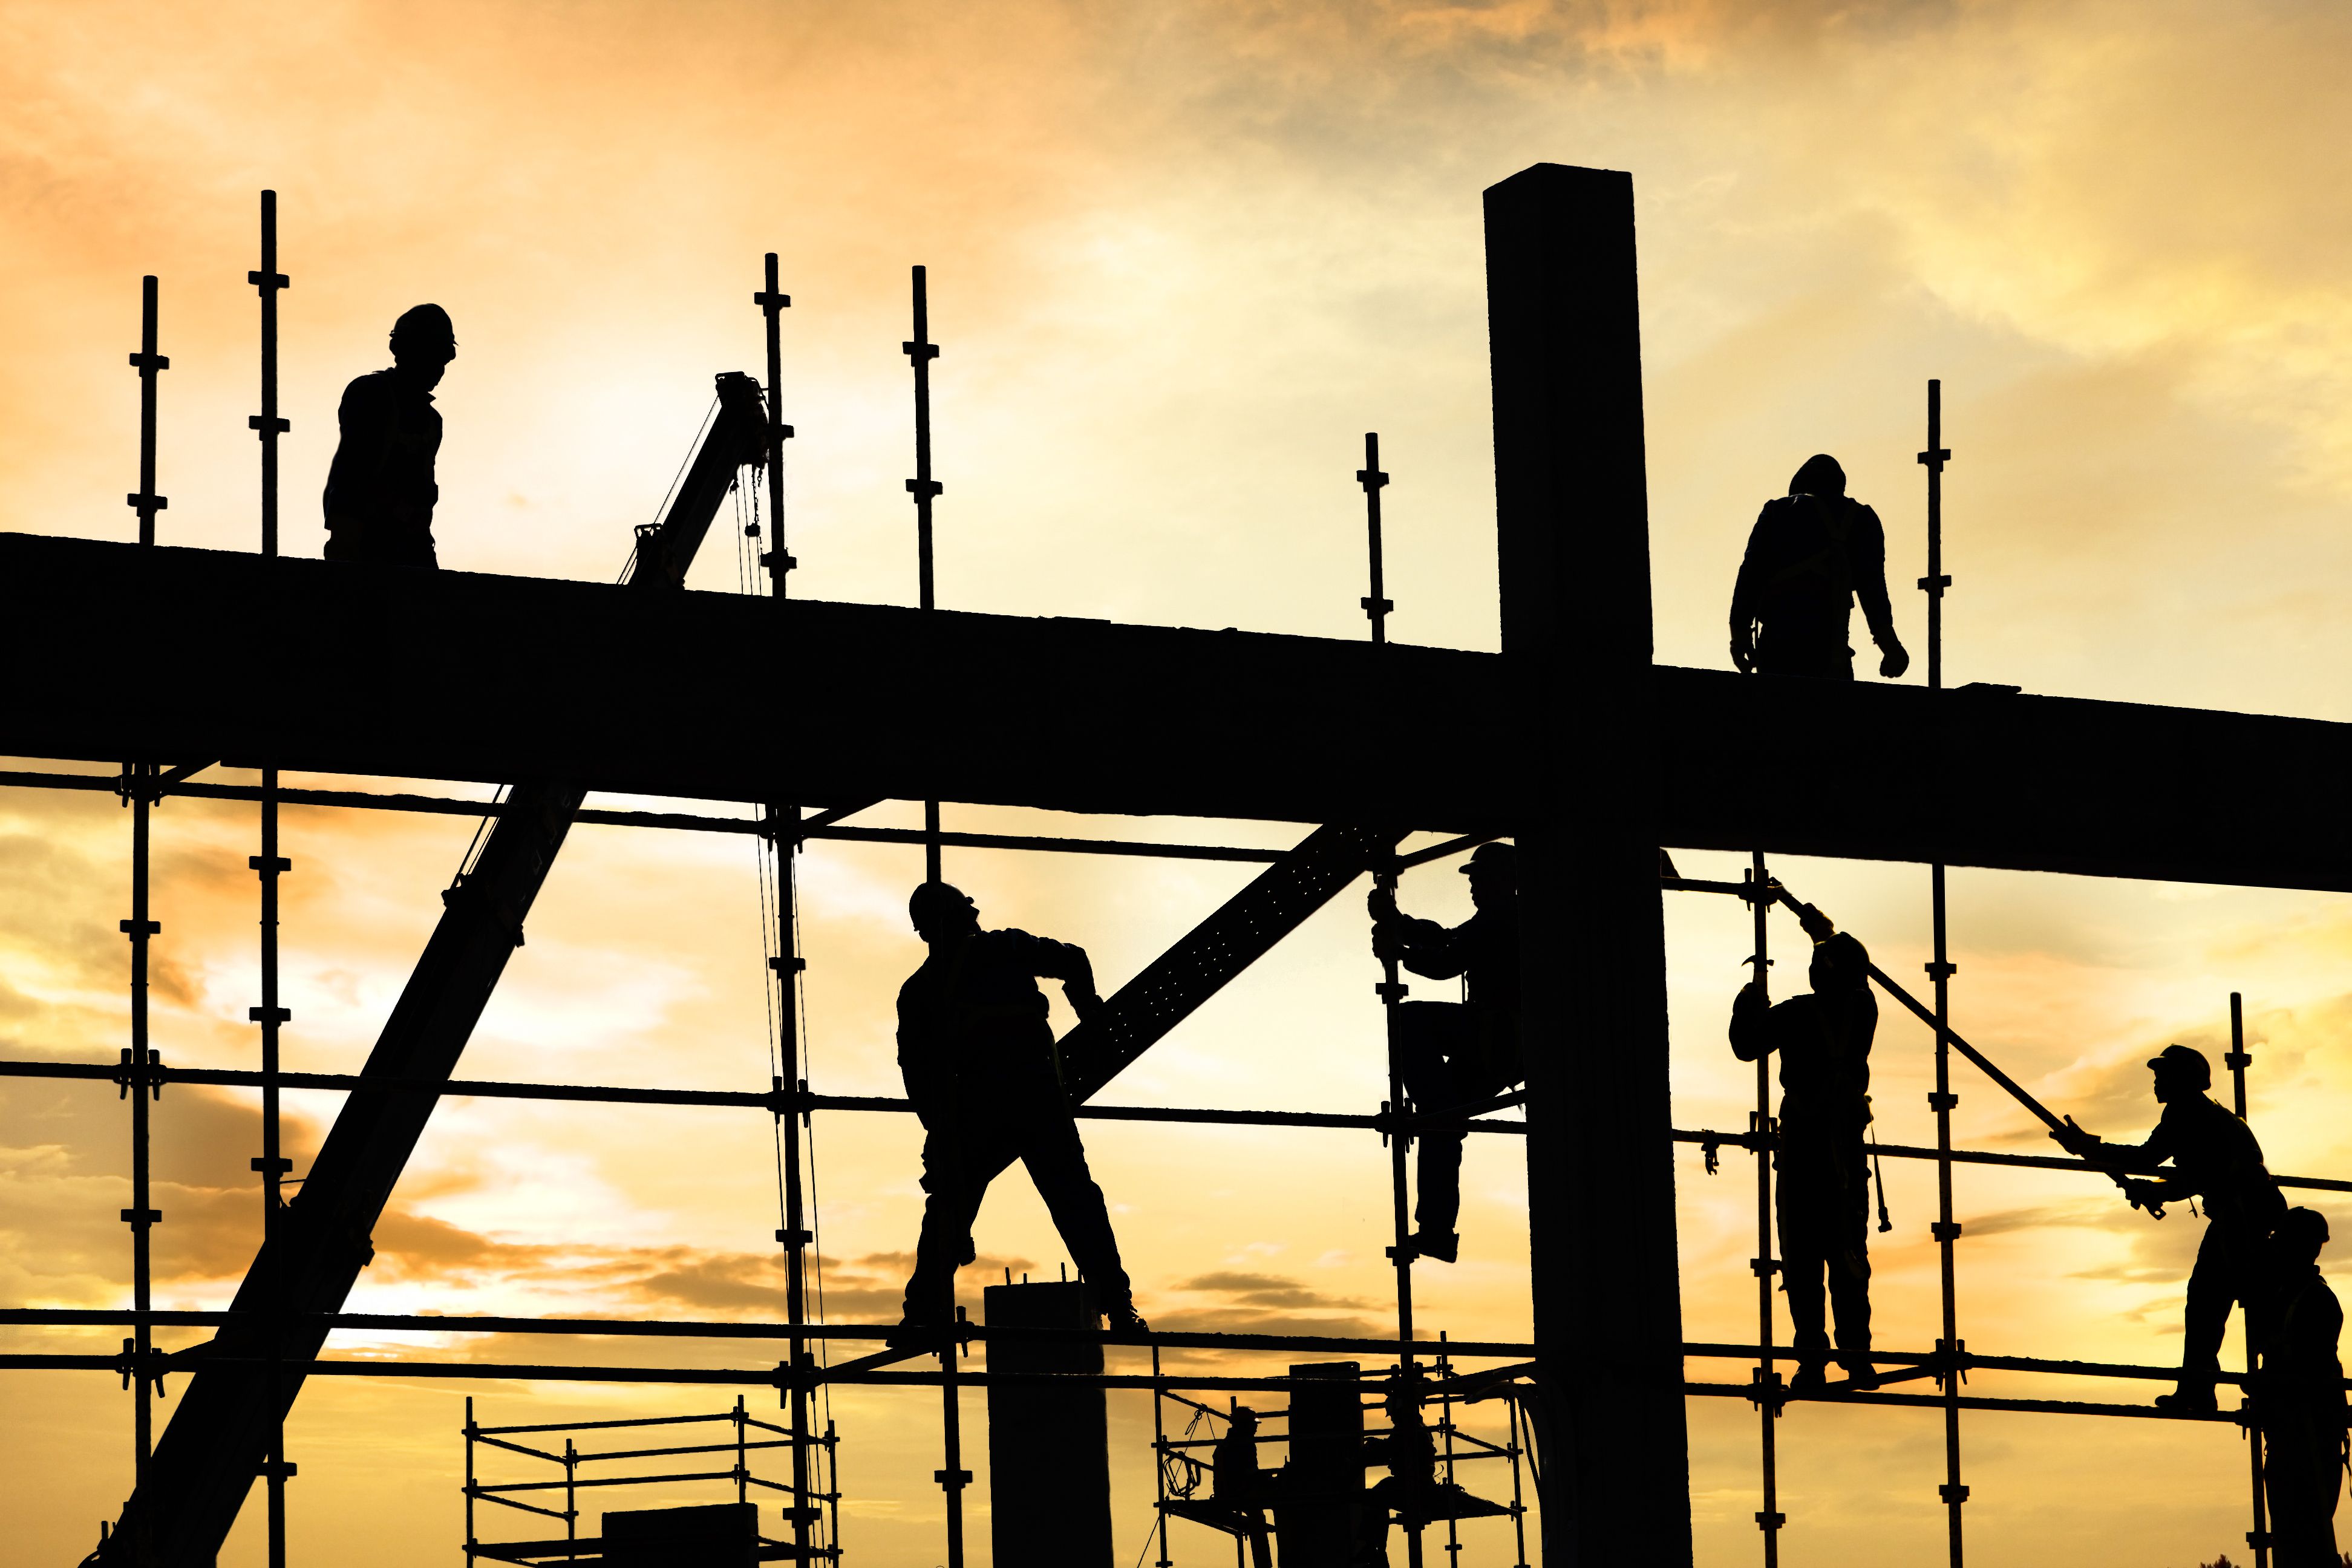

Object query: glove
[1878,639,1911,679]
[1372,926,1403,964]
[2049,1116,2099,1158]
[1367,886,1399,923]
[1067,984,1105,1022]
[1792,901,1835,944]
[2123,1178,2168,1218]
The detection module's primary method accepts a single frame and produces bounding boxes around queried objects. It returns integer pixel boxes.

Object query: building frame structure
[1,164,2348,1567]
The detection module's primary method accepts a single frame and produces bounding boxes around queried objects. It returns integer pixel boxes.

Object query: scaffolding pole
[249,186,298,1568]
[1919,377,1967,1564]
[904,264,943,884]
[1747,855,1784,1560]
[756,250,821,1568]
[2230,990,2271,1568]
[120,275,168,1560]
[1361,433,1425,1568]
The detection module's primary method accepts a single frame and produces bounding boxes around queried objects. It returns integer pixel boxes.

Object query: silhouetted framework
[7,163,2352,1568]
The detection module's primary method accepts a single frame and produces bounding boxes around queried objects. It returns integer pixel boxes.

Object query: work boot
[1788,1360,1828,1394]
[1105,1300,1150,1334]
[886,1313,947,1350]
[1409,1229,1459,1264]
[1840,1357,1879,1391]
[2154,1382,2217,1416]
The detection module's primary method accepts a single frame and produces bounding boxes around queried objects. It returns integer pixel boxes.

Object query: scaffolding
[5,172,2351,1568]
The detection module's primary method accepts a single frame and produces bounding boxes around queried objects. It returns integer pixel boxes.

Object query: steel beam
[7,531,2352,890]
[1487,162,1690,1563]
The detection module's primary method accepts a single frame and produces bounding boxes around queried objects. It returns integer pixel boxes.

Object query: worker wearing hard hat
[1730,454,1909,681]
[322,303,457,567]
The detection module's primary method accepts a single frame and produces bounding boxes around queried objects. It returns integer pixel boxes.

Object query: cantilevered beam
[4,531,2351,891]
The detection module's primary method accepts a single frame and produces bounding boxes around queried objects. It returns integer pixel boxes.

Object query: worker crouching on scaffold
[1366,841,1521,1265]
[1730,911,1880,1392]
[2050,1044,2286,1413]
[2256,1207,2346,1567]
[891,881,1146,1338]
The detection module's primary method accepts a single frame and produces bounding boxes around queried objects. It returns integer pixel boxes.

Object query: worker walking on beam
[1730,909,1880,1391]
[2255,1207,2345,1566]
[2051,1044,2286,1413]
[892,881,1146,1336]
[1730,453,1910,680]
[322,304,456,567]
[1368,841,1521,1264]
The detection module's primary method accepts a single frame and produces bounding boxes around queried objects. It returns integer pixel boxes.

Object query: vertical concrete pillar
[984,1279,1112,1566]
[1270,1361,1365,1566]
[1485,162,1691,1564]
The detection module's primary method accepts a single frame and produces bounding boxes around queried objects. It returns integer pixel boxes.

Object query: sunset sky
[8,1,2352,1563]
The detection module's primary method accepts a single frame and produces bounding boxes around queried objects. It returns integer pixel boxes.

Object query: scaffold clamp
[1931,1220,1963,1243]
[247,414,292,435]
[248,854,293,874]
[1755,1510,1786,1530]
[247,1005,292,1024]
[1939,1482,1970,1504]
[1927,1091,1958,1112]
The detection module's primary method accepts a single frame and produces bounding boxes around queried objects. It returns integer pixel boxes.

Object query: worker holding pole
[1367,841,1522,1264]
[322,304,456,567]
[892,881,1146,1336]
[2051,1045,2286,1412]
[1730,454,1909,680]
[1730,907,1880,1391]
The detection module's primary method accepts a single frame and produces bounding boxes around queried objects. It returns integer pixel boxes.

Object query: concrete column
[1485,162,1691,1565]
[984,1279,1112,1566]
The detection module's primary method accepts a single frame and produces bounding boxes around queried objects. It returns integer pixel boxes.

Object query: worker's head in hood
[908,880,980,942]
[390,304,457,390]
[1808,931,1869,994]
[1789,454,1846,498]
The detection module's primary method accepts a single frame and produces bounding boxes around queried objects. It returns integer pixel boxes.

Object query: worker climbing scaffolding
[1729,900,1881,1391]
[1366,841,1521,1264]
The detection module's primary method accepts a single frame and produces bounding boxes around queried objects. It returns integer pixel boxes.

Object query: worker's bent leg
[1014,1103,1136,1311]
[1395,1002,1473,1238]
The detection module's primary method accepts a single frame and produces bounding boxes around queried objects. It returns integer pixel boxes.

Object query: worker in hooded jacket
[2256,1207,2347,1567]
[323,304,456,567]
[1731,912,1880,1391]
[1731,454,1910,680]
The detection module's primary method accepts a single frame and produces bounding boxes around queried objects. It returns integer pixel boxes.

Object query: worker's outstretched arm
[1851,503,1909,679]
[1011,931,1103,1018]
[2050,1114,2171,1175]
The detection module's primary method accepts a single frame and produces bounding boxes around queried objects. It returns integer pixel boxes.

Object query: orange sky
[8,1,2352,1564]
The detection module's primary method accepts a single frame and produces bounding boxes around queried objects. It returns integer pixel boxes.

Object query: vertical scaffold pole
[904,265,944,884]
[1151,1347,1172,1568]
[1748,854,1783,1561]
[248,186,298,1568]
[463,1397,478,1566]
[1919,378,1967,1564]
[1361,433,1423,1568]
[2229,992,2269,1568]
[121,276,168,1536]
[755,252,817,1568]
[938,1308,972,1568]
[1359,433,1393,644]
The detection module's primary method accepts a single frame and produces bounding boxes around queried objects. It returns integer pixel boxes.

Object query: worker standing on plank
[2052,1044,2287,1412]
[1367,841,1522,1264]
[322,304,456,567]
[1730,453,1910,680]
[892,881,1146,1336]
[1730,910,1880,1391]
[2256,1207,2347,1567]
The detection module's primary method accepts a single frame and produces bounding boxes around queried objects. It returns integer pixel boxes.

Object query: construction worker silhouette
[1731,913,1878,1390]
[2255,1207,2345,1567]
[1730,454,1909,680]
[2051,1043,2287,1412]
[1367,841,1521,1264]
[323,304,456,567]
[892,881,1145,1336]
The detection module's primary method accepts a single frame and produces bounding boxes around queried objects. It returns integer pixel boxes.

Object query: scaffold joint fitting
[1749,1256,1781,1278]
[1361,595,1394,616]
[933,1468,972,1489]
[2226,1051,2252,1070]
[251,1155,293,1175]
[1355,467,1389,489]
[248,1005,292,1024]
[119,918,162,938]
[247,415,292,436]
[1939,1483,1971,1504]
[1924,961,1958,980]
[119,1207,163,1228]
[248,854,293,874]
[1374,981,1408,1002]
[1756,1511,1786,1530]
[257,1460,298,1480]
[1932,1220,1963,1243]
[1927,1091,1958,1112]
[1918,574,1952,593]
[904,477,943,500]
[774,1227,813,1249]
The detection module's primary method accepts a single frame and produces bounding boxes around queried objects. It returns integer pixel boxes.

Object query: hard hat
[1459,841,1518,877]
[2145,1043,2212,1089]
[391,303,457,350]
